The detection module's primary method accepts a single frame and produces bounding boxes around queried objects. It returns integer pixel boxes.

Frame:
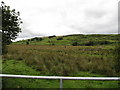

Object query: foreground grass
[2,60,119,88]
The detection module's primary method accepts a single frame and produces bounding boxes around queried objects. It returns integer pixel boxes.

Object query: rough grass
[2,34,119,88]
[2,60,119,88]
[3,44,117,76]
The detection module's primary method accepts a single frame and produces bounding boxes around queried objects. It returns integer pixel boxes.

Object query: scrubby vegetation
[3,45,118,76]
[2,34,119,88]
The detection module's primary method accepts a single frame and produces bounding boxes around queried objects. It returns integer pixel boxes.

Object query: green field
[2,34,120,88]
[2,60,119,88]
[13,34,118,46]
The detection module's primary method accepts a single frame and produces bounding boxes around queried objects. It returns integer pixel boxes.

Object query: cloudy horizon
[1,0,118,41]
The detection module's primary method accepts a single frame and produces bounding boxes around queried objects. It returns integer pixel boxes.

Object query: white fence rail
[0,74,119,89]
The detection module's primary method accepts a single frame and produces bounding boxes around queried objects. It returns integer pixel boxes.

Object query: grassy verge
[2,60,119,88]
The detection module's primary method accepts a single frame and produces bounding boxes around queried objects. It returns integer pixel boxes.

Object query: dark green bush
[39,38,43,41]
[30,37,43,41]
[98,41,111,45]
[48,35,56,38]
[57,37,63,40]
[72,42,79,46]
[84,41,112,46]
[85,41,94,46]
[26,41,29,45]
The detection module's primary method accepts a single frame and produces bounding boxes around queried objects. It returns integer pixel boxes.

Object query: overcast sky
[1,0,119,41]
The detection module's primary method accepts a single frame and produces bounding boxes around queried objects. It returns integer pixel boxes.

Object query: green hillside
[2,34,119,88]
[13,34,119,46]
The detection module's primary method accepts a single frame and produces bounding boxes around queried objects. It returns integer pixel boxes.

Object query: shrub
[51,43,55,45]
[30,37,43,41]
[48,35,56,38]
[26,41,29,45]
[28,39,31,41]
[72,42,79,46]
[39,38,43,41]
[84,41,112,46]
[57,37,63,40]
[99,41,111,45]
[85,41,94,46]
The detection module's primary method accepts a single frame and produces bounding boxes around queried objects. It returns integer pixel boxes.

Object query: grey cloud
[84,9,107,18]
[8,0,117,41]
[68,14,117,34]
[118,1,120,34]
[68,20,117,34]
[18,22,46,38]
[67,4,117,34]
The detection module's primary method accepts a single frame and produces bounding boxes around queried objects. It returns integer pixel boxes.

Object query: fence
[0,74,119,89]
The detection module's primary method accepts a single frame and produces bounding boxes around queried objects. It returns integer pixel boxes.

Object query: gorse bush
[4,45,117,76]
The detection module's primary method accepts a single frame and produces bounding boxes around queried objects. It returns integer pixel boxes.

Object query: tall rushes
[4,45,116,76]
[113,43,120,76]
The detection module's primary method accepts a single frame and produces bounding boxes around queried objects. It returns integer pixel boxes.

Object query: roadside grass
[2,60,119,88]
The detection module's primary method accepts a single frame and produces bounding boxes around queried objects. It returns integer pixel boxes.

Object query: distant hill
[13,34,119,46]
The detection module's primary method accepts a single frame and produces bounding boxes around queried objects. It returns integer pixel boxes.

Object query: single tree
[0,1,22,54]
